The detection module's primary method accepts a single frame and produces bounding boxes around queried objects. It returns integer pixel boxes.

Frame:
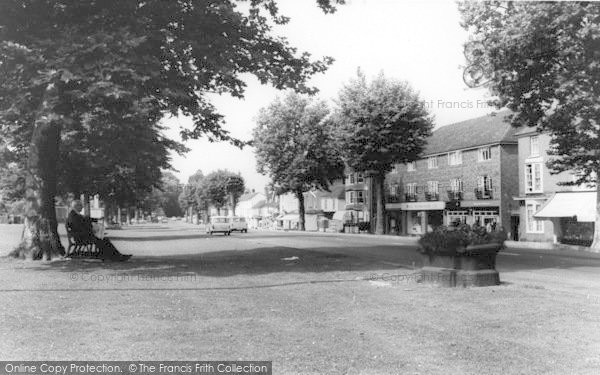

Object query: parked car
[207,216,231,235]
[230,216,248,233]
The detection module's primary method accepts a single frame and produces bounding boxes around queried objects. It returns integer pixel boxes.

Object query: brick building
[343,170,374,226]
[385,112,519,237]
[514,128,595,245]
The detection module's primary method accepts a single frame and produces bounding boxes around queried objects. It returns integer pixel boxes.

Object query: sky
[163,0,496,191]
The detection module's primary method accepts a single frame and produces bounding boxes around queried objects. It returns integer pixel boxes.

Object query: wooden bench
[65,224,99,258]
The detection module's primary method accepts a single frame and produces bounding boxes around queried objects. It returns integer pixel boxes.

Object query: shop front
[397,201,445,235]
[445,200,501,229]
[534,191,595,246]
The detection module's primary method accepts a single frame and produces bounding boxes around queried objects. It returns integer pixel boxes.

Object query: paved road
[101,222,600,296]
[2,222,599,295]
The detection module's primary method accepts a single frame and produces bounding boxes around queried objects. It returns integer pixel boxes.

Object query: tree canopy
[253,91,344,230]
[0,0,342,259]
[201,170,246,215]
[334,71,433,234]
[459,1,600,249]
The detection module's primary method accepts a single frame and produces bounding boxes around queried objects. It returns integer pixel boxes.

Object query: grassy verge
[0,252,599,375]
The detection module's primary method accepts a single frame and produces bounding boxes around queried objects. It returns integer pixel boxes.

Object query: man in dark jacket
[66,200,131,261]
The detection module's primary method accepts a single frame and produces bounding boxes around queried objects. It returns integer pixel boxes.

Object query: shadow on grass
[25,245,420,277]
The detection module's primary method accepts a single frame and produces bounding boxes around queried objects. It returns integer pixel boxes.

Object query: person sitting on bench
[66,200,131,261]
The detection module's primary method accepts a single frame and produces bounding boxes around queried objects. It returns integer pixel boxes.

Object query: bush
[418,224,507,255]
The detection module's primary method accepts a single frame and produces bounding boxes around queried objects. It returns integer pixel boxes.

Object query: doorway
[510,215,520,241]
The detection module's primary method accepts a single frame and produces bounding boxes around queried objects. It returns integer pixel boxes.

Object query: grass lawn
[1,239,599,375]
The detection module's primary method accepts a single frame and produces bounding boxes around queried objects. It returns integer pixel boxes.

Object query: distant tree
[253,92,344,230]
[142,172,183,218]
[459,2,600,250]
[225,174,246,216]
[0,0,340,259]
[198,170,244,216]
[179,170,205,220]
[334,71,433,234]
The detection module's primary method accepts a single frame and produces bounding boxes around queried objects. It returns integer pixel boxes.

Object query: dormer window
[427,157,438,169]
[530,136,540,157]
[478,147,492,161]
[448,151,462,166]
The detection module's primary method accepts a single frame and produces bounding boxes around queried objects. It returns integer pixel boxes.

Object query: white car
[207,216,231,235]
[230,216,248,233]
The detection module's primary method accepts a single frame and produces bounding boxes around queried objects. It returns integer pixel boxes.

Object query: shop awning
[534,191,596,222]
[397,201,446,211]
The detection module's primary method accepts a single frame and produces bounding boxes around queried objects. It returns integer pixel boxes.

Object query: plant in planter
[417,224,507,287]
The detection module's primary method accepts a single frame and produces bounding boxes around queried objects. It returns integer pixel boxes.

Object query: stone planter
[420,243,502,287]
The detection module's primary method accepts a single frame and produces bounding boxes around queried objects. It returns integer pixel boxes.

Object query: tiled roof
[239,192,261,202]
[252,200,278,209]
[514,126,540,137]
[312,184,346,200]
[423,110,518,156]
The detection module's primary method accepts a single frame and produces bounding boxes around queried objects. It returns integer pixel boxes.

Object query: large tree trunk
[296,189,306,231]
[10,84,65,260]
[591,183,600,252]
[375,174,386,235]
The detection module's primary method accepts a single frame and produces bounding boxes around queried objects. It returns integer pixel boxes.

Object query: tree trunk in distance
[81,194,90,217]
[375,174,385,235]
[126,208,131,225]
[591,182,600,252]
[117,206,121,225]
[296,189,306,231]
[10,84,65,260]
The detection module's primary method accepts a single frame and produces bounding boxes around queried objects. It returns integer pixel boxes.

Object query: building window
[357,191,365,203]
[478,175,493,191]
[450,178,463,192]
[427,156,438,169]
[426,181,439,200]
[357,173,364,183]
[476,175,493,199]
[407,161,416,172]
[405,183,417,201]
[525,163,543,193]
[478,147,492,161]
[427,181,439,194]
[346,191,354,203]
[350,174,355,184]
[530,136,540,157]
[346,191,365,204]
[526,202,544,233]
[448,151,462,166]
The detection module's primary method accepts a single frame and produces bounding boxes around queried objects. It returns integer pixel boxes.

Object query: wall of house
[385,143,517,234]
[517,132,572,242]
[344,170,373,225]
[499,144,519,233]
[391,145,502,202]
[279,193,299,214]
[237,193,266,218]
[517,132,575,196]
